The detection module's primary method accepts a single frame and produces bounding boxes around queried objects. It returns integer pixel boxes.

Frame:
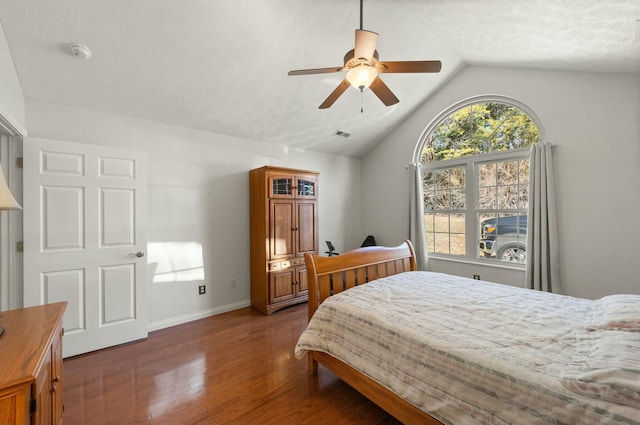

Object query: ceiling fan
[288,0,442,109]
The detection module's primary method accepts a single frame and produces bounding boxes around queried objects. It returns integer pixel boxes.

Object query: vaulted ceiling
[1,0,639,157]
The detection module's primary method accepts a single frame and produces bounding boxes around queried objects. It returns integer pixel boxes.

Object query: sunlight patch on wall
[148,241,204,284]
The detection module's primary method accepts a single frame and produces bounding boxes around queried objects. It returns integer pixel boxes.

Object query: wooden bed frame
[303,240,444,425]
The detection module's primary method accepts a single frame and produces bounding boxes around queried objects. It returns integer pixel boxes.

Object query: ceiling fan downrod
[359,0,364,30]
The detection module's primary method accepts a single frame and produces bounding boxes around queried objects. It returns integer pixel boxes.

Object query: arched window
[415,96,543,264]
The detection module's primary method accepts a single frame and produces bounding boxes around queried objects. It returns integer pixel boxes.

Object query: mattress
[295,271,640,425]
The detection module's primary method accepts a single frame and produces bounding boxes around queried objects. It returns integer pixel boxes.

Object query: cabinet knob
[50,375,60,392]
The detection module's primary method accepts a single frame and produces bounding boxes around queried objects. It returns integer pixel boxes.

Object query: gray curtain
[525,143,561,293]
[409,163,428,270]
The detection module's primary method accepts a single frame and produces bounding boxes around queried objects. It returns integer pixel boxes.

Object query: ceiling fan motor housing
[344,49,380,69]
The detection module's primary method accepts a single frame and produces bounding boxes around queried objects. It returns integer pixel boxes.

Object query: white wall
[361,66,640,299]
[0,21,25,135]
[25,100,362,329]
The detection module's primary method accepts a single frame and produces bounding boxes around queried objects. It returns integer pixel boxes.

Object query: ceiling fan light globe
[346,65,377,90]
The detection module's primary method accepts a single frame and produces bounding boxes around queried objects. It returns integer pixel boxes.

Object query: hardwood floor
[63,304,402,425]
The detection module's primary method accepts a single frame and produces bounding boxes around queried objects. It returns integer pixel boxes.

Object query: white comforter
[295,271,640,425]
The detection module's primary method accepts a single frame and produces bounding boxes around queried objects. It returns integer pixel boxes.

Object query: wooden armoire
[249,166,319,314]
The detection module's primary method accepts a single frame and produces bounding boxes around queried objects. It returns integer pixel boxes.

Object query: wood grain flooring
[63,304,402,425]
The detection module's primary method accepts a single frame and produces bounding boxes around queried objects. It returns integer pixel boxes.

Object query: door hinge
[30,398,37,414]
[16,157,23,168]
[16,241,23,252]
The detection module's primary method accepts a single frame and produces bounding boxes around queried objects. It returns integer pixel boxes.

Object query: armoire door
[270,199,295,259]
[296,201,316,256]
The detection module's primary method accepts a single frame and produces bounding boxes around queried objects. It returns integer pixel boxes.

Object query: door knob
[129,251,145,258]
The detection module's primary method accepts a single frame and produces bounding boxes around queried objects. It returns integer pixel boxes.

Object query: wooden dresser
[250,166,319,314]
[0,302,66,425]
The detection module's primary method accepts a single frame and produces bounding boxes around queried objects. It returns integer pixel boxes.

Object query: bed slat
[331,271,344,294]
[367,265,377,281]
[377,263,387,278]
[345,271,356,290]
[356,268,366,286]
[318,275,331,305]
[387,261,397,276]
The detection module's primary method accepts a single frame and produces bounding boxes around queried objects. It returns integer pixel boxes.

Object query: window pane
[434,233,450,254]
[519,185,528,209]
[451,189,465,209]
[519,160,530,185]
[450,213,465,233]
[423,171,435,188]
[450,233,465,256]
[478,213,527,262]
[450,167,465,188]
[433,213,449,232]
[479,158,529,211]
[425,232,435,252]
[497,185,519,209]
[478,163,496,187]
[434,191,449,210]
[424,191,435,210]
[478,187,496,209]
[434,169,449,189]
[424,213,435,232]
[497,161,518,185]
[426,213,466,256]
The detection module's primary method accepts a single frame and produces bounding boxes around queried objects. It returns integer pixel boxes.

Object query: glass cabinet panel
[297,179,315,197]
[272,178,292,196]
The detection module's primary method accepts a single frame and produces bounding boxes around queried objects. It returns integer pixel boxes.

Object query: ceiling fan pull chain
[360,88,364,113]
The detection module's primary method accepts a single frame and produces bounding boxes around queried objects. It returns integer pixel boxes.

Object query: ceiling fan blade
[354,29,379,61]
[377,60,442,73]
[288,66,343,76]
[319,79,350,109]
[369,76,399,106]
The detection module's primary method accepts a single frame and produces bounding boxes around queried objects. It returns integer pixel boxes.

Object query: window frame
[414,95,546,268]
[423,147,531,264]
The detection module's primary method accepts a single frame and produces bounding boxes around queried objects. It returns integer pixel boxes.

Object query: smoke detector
[68,43,92,60]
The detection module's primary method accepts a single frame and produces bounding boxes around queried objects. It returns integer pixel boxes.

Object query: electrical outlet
[473,274,480,280]
[230,279,237,289]
[198,285,206,295]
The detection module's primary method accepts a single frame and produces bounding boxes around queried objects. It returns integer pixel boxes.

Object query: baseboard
[147,299,252,332]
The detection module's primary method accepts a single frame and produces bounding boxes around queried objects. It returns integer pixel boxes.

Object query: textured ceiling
[0,0,639,157]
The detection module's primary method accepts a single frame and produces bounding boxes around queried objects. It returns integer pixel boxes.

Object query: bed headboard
[304,240,416,320]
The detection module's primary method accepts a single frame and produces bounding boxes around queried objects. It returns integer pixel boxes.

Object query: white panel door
[23,137,148,357]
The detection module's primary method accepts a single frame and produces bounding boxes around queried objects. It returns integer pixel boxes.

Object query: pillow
[588,294,640,331]
[560,330,640,409]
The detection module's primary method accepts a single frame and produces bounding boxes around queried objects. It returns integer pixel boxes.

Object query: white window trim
[423,149,530,265]
[412,95,547,163]
[414,95,546,268]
